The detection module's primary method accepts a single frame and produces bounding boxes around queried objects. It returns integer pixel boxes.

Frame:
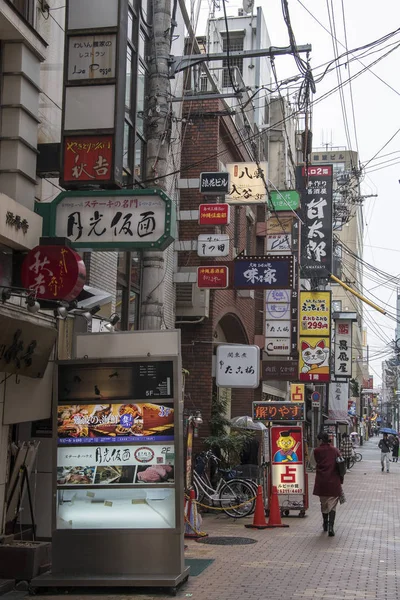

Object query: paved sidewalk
[31,437,400,600]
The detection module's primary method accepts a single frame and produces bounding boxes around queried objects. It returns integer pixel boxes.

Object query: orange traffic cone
[245,485,268,529]
[265,486,289,528]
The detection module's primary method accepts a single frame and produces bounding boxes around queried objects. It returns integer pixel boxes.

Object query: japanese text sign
[63,135,113,184]
[299,291,331,336]
[296,165,333,277]
[36,189,175,251]
[271,426,304,495]
[0,314,57,378]
[261,360,299,381]
[233,255,293,289]
[268,190,300,212]
[197,234,230,257]
[21,245,86,301]
[266,233,292,253]
[197,266,228,289]
[67,34,117,81]
[334,319,352,378]
[198,203,230,225]
[226,162,268,204]
[290,384,305,402]
[57,403,174,444]
[329,381,350,422]
[265,320,291,339]
[299,336,330,383]
[199,172,229,195]
[267,216,293,234]
[253,402,305,422]
[265,338,291,356]
[216,345,260,388]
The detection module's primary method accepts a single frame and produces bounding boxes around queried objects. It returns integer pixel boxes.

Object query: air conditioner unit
[176,283,210,318]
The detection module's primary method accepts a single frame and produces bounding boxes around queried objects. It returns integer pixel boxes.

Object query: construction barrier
[245,485,269,530]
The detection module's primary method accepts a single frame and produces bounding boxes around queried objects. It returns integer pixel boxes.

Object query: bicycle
[192,451,256,518]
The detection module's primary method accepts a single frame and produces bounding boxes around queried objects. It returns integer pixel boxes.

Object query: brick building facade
[177,99,267,447]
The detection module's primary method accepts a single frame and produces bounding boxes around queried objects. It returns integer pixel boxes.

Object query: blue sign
[233,255,293,289]
[58,435,174,444]
[120,413,134,428]
[311,391,321,402]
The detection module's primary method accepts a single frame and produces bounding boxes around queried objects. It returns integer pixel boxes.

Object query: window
[332,243,343,279]
[222,36,244,87]
[10,0,35,26]
[125,47,132,110]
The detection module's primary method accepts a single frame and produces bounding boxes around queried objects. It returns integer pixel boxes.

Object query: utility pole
[140,0,172,330]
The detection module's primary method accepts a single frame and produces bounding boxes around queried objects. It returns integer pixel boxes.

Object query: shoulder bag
[336,455,346,477]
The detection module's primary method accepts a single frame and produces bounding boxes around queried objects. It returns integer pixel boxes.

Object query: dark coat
[313,442,343,498]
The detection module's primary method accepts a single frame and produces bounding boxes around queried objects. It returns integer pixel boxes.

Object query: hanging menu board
[132,361,174,400]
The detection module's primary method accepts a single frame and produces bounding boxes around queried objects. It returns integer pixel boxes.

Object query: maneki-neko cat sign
[35,189,176,251]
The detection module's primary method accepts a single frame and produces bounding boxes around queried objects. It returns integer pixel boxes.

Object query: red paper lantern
[21,245,86,301]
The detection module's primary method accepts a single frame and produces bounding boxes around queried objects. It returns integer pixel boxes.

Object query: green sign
[269,190,300,212]
[35,189,176,251]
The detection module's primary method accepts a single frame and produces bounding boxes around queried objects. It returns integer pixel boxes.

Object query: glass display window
[57,488,175,529]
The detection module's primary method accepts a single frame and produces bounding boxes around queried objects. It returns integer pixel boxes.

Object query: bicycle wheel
[193,478,205,505]
[219,479,256,518]
[355,452,362,462]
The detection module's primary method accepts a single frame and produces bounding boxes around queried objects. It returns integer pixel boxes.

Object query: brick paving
[30,437,400,600]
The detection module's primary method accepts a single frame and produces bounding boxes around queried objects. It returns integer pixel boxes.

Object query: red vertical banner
[270,425,305,495]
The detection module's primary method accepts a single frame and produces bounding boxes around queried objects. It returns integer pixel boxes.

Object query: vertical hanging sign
[334,319,352,378]
[60,0,128,189]
[296,165,333,278]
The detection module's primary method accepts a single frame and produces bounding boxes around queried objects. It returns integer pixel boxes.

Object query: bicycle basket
[194,455,206,476]
[231,464,259,481]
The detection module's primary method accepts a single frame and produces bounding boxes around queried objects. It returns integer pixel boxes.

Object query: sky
[194,0,400,385]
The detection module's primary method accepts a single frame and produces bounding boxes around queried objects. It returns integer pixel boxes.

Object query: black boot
[322,513,328,532]
[328,510,336,537]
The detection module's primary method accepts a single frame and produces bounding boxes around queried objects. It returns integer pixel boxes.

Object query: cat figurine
[301,339,330,374]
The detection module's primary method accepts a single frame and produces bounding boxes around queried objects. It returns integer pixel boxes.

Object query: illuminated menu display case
[34,333,188,591]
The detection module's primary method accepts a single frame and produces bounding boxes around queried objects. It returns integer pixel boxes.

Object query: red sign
[63,135,113,183]
[197,266,228,289]
[198,203,230,225]
[21,245,86,301]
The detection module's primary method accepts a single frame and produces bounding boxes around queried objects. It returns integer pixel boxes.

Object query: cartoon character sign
[271,426,305,495]
[272,428,302,464]
[299,336,330,382]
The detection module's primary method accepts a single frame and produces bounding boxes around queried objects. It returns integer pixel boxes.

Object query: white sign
[265,338,291,356]
[265,320,291,339]
[58,444,174,468]
[266,234,292,253]
[334,319,352,378]
[329,381,350,421]
[266,289,291,304]
[272,464,305,495]
[68,34,117,81]
[197,234,230,257]
[216,344,260,388]
[265,302,291,321]
[226,162,268,204]
[55,194,167,245]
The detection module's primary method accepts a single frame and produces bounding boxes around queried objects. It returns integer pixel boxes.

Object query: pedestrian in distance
[392,436,399,463]
[378,433,392,472]
[313,432,344,537]
[340,433,353,470]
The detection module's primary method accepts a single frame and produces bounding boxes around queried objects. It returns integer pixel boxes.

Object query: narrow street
[26,436,399,600]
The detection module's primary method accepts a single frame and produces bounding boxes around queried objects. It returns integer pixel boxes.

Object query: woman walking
[340,433,353,469]
[313,432,343,537]
[392,436,399,463]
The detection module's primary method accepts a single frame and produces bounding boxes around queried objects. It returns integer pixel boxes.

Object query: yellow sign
[299,336,330,383]
[299,291,331,336]
[290,384,305,402]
